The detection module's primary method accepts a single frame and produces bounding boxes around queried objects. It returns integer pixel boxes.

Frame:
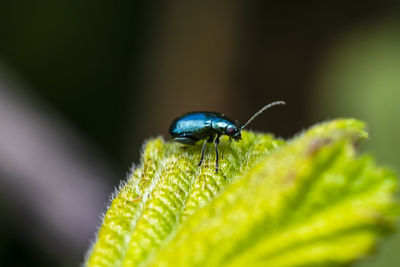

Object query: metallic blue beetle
[169,101,285,172]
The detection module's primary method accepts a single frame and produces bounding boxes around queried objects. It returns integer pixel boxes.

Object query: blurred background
[0,1,399,266]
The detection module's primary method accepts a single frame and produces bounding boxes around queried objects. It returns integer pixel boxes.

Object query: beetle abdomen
[169,112,215,142]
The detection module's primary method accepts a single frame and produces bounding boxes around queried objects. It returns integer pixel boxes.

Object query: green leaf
[86,119,398,267]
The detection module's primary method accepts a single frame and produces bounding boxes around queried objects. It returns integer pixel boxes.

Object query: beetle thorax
[211,118,231,134]
[210,117,241,140]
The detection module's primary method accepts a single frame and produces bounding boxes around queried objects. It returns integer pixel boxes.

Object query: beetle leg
[198,136,213,167]
[214,135,220,173]
[198,140,207,167]
[197,139,208,166]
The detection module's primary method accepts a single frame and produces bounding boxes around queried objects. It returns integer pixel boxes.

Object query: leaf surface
[86,119,398,267]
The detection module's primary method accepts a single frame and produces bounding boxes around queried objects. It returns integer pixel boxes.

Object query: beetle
[169,101,285,172]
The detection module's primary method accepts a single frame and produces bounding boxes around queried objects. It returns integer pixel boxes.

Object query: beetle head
[226,124,242,141]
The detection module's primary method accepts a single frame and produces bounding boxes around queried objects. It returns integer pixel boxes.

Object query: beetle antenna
[241,101,285,130]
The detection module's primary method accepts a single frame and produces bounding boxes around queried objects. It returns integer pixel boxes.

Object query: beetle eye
[227,126,235,134]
